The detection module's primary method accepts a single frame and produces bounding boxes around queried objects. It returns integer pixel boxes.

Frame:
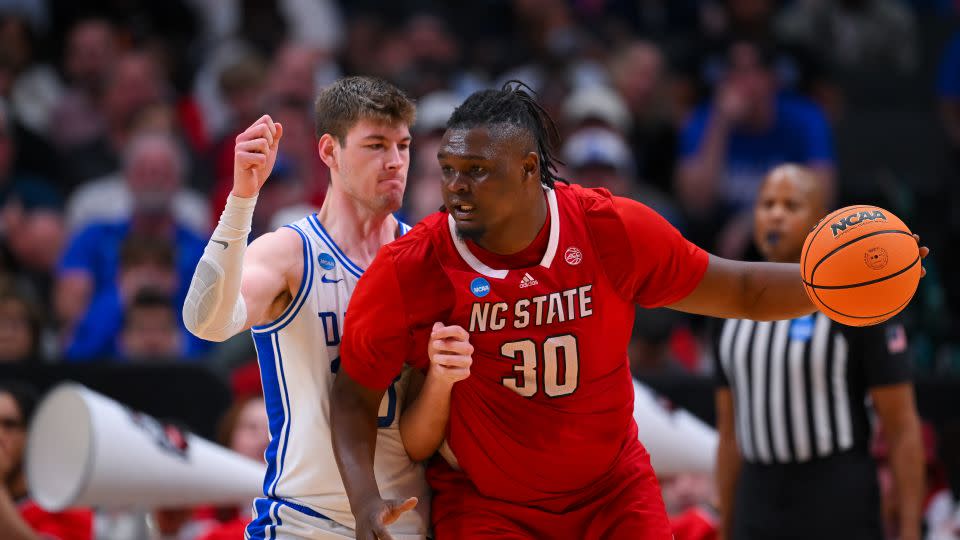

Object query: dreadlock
[446,80,567,188]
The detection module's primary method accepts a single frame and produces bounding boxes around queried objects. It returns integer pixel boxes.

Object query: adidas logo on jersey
[519,272,538,288]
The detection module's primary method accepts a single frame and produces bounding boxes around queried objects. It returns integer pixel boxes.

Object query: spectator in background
[628,307,699,377]
[937,31,960,359]
[938,32,960,156]
[0,9,62,161]
[776,0,918,75]
[64,122,209,237]
[47,18,116,151]
[120,289,182,362]
[65,234,204,361]
[0,288,42,363]
[0,381,94,540]
[561,126,682,222]
[683,0,835,113]
[189,0,342,143]
[395,13,461,98]
[264,43,323,108]
[662,472,718,540]
[56,131,206,354]
[0,99,64,308]
[59,50,166,188]
[608,40,678,195]
[676,39,834,258]
[561,128,638,195]
[562,84,632,137]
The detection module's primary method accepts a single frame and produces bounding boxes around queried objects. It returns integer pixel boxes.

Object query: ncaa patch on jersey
[470,277,491,298]
[789,315,814,342]
[318,253,336,270]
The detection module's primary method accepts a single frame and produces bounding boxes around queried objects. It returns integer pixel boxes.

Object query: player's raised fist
[428,322,473,386]
[232,114,283,199]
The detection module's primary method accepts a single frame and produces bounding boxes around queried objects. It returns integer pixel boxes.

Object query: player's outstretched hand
[915,234,929,278]
[428,322,473,386]
[233,114,284,199]
[355,497,418,540]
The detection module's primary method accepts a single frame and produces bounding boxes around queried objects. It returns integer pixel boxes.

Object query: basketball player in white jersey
[182,77,431,539]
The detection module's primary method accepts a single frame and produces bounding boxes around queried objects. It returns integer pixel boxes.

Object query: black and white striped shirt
[713,313,911,465]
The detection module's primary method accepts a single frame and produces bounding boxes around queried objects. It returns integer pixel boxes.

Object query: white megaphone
[26,383,265,511]
[633,380,718,476]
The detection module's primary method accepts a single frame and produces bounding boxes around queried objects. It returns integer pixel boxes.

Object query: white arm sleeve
[182,194,257,342]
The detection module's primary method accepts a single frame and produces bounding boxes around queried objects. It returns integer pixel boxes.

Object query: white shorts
[244,497,427,540]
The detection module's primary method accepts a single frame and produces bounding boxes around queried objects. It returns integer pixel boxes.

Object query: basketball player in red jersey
[329,82,924,540]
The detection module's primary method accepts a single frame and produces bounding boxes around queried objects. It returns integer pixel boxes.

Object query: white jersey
[249,213,429,536]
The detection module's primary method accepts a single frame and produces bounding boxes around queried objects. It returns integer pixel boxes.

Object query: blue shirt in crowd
[937,32,960,99]
[679,94,834,213]
[57,219,209,361]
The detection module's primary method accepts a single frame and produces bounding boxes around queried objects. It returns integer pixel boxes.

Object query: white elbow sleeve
[183,194,257,341]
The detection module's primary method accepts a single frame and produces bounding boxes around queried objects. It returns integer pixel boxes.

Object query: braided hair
[446,80,567,188]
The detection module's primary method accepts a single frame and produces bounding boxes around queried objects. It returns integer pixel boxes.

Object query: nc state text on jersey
[469,284,594,332]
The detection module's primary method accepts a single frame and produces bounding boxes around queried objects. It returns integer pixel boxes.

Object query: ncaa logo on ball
[830,210,886,238]
[470,277,491,298]
[318,253,336,270]
[564,247,583,266]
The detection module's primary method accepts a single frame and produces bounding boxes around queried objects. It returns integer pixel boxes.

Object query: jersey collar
[447,188,559,279]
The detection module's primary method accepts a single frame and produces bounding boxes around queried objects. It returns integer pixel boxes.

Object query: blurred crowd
[0,0,958,376]
[0,0,958,537]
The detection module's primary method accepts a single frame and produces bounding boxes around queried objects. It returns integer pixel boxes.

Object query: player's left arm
[601,195,928,321]
[668,238,929,321]
[601,195,816,320]
[668,255,816,321]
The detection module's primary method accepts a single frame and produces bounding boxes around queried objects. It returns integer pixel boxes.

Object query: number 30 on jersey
[501,334,580,398]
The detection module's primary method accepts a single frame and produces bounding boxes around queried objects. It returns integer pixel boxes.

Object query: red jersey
[670,507,718,540]
[18,499,93,540]
[342,184,708,510]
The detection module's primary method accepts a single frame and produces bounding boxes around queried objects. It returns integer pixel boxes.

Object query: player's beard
[455,223,486,243]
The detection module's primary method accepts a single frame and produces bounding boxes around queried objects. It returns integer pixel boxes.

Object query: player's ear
[318,133,339,171]
[521,152,539,183]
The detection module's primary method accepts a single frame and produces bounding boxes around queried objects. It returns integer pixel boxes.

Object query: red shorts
[429,444,672,540]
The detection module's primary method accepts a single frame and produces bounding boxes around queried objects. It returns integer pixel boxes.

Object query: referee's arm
[715,387,740,540]
[712,323,741,540]
[873,386,923,540]
[862,323,924,540]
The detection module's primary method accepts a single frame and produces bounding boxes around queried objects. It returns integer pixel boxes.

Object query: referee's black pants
[732,450,884,540]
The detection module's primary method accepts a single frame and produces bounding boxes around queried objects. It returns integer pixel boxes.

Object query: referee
[714,165,925,540]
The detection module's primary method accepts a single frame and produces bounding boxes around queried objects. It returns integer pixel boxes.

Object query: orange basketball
[800,205,921,327]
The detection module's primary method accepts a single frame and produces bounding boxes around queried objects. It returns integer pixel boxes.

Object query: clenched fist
[233,114,284,199]
[427,323,473,386]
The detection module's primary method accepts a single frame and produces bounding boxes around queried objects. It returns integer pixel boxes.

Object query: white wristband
[216,193,258,241]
